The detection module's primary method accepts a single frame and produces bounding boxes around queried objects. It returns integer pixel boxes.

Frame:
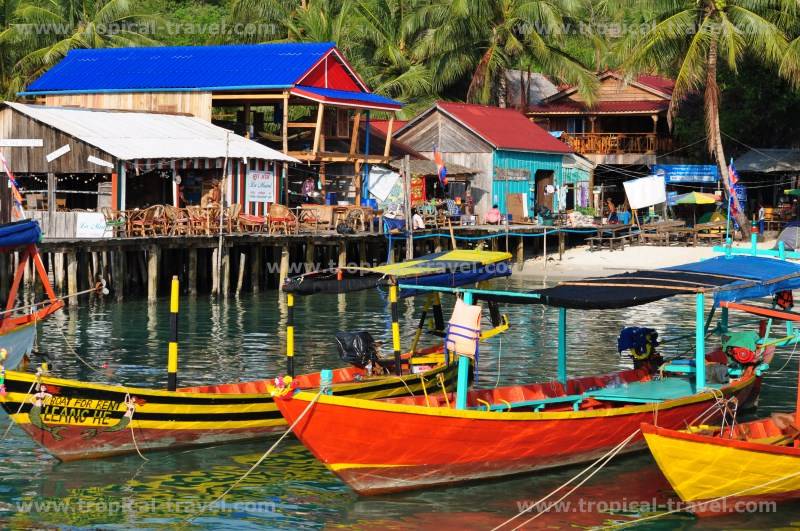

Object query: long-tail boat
[275,255,800,494]
[0,220,63,369]
[0,249,511,461]
[642,300,800,515]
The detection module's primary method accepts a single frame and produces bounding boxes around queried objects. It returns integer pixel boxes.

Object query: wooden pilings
[12,228,585,303]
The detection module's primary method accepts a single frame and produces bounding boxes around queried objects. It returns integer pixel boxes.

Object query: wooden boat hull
[0,321,37,369]
[0,361,459,461]
[642,419,800,515]
[275,372,758,495]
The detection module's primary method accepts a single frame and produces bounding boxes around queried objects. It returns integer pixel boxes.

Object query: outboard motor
[334,331,387,374]
[617,327,663,370]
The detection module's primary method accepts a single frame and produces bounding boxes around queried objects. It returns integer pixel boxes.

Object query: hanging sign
[410,176,426,205]
[76,212,109,238]
[652,164,719,184]
[623,175,667,209]
[246,170,275,203]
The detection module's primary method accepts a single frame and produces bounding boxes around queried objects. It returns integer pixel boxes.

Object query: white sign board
[623,175,666,210]
[76,212,109,239]
[368,166,400,202]
[246,170,275,203]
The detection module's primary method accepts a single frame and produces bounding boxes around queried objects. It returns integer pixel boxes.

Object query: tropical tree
[410,0,597,106]
[349,0,436,117]
[227,0,354,44]
[2,0,158,93]
[621,0,795,229]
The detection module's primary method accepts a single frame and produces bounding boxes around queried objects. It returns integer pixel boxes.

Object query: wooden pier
[3,225,594,304]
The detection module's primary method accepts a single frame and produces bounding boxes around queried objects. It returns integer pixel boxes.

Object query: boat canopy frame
[400,254,800,410]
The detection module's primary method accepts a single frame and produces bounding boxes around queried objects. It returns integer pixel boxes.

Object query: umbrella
[674,192,717,226]
[674,191,717,205]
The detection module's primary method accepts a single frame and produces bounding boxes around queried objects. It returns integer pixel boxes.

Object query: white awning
[735,149,800,173]
[4,102,298,163]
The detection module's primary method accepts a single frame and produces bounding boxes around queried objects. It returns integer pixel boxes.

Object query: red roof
[636,74,674,95]
[528,100,670,115]
[369,119,408,136]
[436,101,572,153]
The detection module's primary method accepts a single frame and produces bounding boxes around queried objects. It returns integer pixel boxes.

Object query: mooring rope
[184,389,323,524]
[53,319,105,374]
[490,429,640,531]
[0,283,107,318]
[0,369,41,443]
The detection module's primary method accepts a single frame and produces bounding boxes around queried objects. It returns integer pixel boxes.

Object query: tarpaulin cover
[283,250,512,296]
[0,220,41,249]
[475,256,800,310]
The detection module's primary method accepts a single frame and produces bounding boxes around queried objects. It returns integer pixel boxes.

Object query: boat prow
[642,419,800,516]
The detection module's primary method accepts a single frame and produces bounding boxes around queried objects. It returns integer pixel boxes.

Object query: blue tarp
[481,255,800,310]
[667,256,800,305]
[0,220,41,249]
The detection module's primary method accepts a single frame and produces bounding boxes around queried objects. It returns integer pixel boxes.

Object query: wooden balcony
[561,133,672,155]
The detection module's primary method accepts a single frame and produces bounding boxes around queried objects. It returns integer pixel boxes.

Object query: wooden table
[587,224,633,251]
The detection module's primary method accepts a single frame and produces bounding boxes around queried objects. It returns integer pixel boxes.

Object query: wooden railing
[561,133,673,155]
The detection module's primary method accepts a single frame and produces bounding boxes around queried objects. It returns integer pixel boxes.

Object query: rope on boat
[0,369,41,443]
[0,283,107,317]
[774,337,799,372]
[184,389,323,524]
[54,319,105,374]
[393,375,415,396]
[605,466,800,529]
[124,393,149,462]
[490,430,640,531]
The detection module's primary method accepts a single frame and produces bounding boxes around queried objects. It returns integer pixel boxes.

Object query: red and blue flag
[434,146,447,187]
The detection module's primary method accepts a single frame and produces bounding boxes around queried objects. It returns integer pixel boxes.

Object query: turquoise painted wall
[492,150,566,214]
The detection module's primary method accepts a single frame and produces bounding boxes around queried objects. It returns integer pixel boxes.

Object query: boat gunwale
[282,372,757,421]
[642,421,800,458]
[0,362,452,401]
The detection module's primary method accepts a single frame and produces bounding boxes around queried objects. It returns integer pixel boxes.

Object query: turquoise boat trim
[713,245,800,259]
[695,292,706,390]
[558,307,567,384]
[397,284,542,301]
[455,291,474,410]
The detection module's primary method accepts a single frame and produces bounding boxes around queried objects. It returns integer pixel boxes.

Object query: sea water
[0,278,797,529]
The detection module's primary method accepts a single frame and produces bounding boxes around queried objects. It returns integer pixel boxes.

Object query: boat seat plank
[474,394,584,412]
[584,377,718,403]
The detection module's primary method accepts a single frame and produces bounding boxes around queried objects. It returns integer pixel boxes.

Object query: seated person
[485,204,502,224]
[412,208,426,230]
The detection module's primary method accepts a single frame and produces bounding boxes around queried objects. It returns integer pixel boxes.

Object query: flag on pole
[728,158,740,187]
[0,153,25,220]
[728,158,740,218]
[433,146,447,187]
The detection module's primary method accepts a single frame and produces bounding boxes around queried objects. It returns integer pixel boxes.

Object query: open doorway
[534,169,555,213]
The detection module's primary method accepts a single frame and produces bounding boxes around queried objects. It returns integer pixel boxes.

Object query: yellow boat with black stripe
[0,358,463,461]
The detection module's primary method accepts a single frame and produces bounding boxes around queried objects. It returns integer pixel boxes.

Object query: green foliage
[2,0,800,160]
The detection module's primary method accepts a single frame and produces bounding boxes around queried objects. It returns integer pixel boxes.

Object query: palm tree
[411,0,597,106]
[227,0,354,44]
[4,0,158,92]
[349,0,436,117]
[621,0,793,230]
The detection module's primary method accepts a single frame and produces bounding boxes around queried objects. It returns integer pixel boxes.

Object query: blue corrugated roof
[25,42,336,94]
[292,86,402,108]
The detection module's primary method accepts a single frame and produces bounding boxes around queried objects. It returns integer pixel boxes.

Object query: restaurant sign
[652,164,719,184]
[246,170,275,203]
[495,168,531,181]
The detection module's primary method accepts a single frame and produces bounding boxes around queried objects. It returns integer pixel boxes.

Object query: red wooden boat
[276,256,800,494]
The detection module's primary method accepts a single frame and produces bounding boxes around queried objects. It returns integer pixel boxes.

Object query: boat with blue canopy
[275,255,800,495]
[0,219,63,371]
